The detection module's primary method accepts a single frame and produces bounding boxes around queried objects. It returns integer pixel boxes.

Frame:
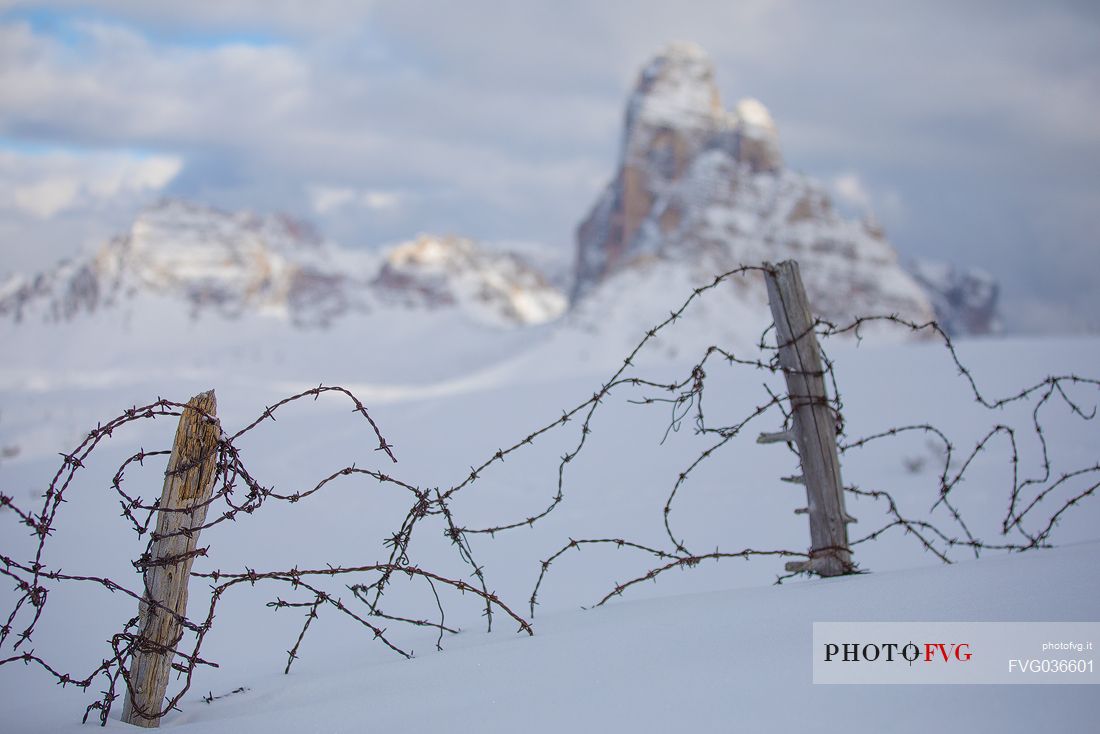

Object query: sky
[0,0,1098,332]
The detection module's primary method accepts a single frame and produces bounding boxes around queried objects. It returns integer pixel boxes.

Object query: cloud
[0,148,181,218]
[12,176,76,218]
[0,20,312,147]
[0,147,182,275]
[829,172,908,231]
[362,190,401,211]
[830,173,872,212]
[308,184,403,215]
[0,2,1098,331]
[1,1,381,38]
[0,14,611,230]
[308,185,356,215]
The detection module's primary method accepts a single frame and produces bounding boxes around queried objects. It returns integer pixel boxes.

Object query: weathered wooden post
[122,390,219,727]
[759,261,854,576]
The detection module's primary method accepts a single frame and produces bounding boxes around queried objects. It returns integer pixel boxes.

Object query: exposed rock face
[577,43,782,298]
[907,259,1001,336]
[573,42,935,329]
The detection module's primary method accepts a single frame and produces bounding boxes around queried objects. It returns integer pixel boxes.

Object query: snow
[509,287,568,326]
[1,317,1098,731]
[734,96,777,134]
[629,42,722,133]
[386,236,455,269]
[378,235,568,327]
[1,201,573,332]
[576,42,950,340]
[0,272,27,301]
[3,34,1091,729]
[11,542,1099,733]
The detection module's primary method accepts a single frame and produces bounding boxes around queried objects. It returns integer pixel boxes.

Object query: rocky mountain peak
[622,43,782,180]
[576,44,791,302]
[572,43,935,333]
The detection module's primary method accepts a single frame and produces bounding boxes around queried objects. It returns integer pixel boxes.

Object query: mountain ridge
[1,199,567,330]
[2,43,999,343]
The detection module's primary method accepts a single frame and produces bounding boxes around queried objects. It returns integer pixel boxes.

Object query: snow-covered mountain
[0,200,335,324]
[568,43,1000,338]
[572,42,939,332]
[0,200,566,330]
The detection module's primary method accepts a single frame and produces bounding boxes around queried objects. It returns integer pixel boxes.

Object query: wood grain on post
[763,261,853,577]
[122,390,219,727]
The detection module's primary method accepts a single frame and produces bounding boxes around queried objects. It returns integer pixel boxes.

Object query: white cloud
[361,190,401,211]
[12,176,77,218]
[308,185,355,215]
[830,172,872,212]
[0,20,312,150]
[308,185,404,215]
[829,172,909,232]
[0,149,182,218]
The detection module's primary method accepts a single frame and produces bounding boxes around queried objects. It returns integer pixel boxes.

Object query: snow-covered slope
[1,333,1097,733]
[8,543,1099,733]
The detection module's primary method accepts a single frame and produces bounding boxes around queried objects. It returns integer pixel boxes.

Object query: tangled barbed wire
[0,385,531,725]
[519,298,1098,608]
[1,262,1097,725]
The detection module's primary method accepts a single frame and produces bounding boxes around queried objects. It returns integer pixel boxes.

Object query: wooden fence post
[122,390,219,727]
[760,261,854,576]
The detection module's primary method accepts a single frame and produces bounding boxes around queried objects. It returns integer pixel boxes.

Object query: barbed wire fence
[1,260,1097,726]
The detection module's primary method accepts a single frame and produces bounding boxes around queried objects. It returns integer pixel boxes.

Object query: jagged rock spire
[575,43,783,300]
[571,42,937,333]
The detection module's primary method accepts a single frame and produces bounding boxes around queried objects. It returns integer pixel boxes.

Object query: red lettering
[924,643,950,662]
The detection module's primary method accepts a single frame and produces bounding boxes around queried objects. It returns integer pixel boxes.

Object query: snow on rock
[574,42,934,335]
[0,199,349,326]
[626,41,725,134]
[907,258,1001,336]
[0,201,568,331]
[734,96,776,131]
[374,235,567,327]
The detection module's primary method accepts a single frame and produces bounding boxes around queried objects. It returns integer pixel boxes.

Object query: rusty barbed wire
[1,263,1097,725]
[460,272,1098,612]
[0,385,532,725]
